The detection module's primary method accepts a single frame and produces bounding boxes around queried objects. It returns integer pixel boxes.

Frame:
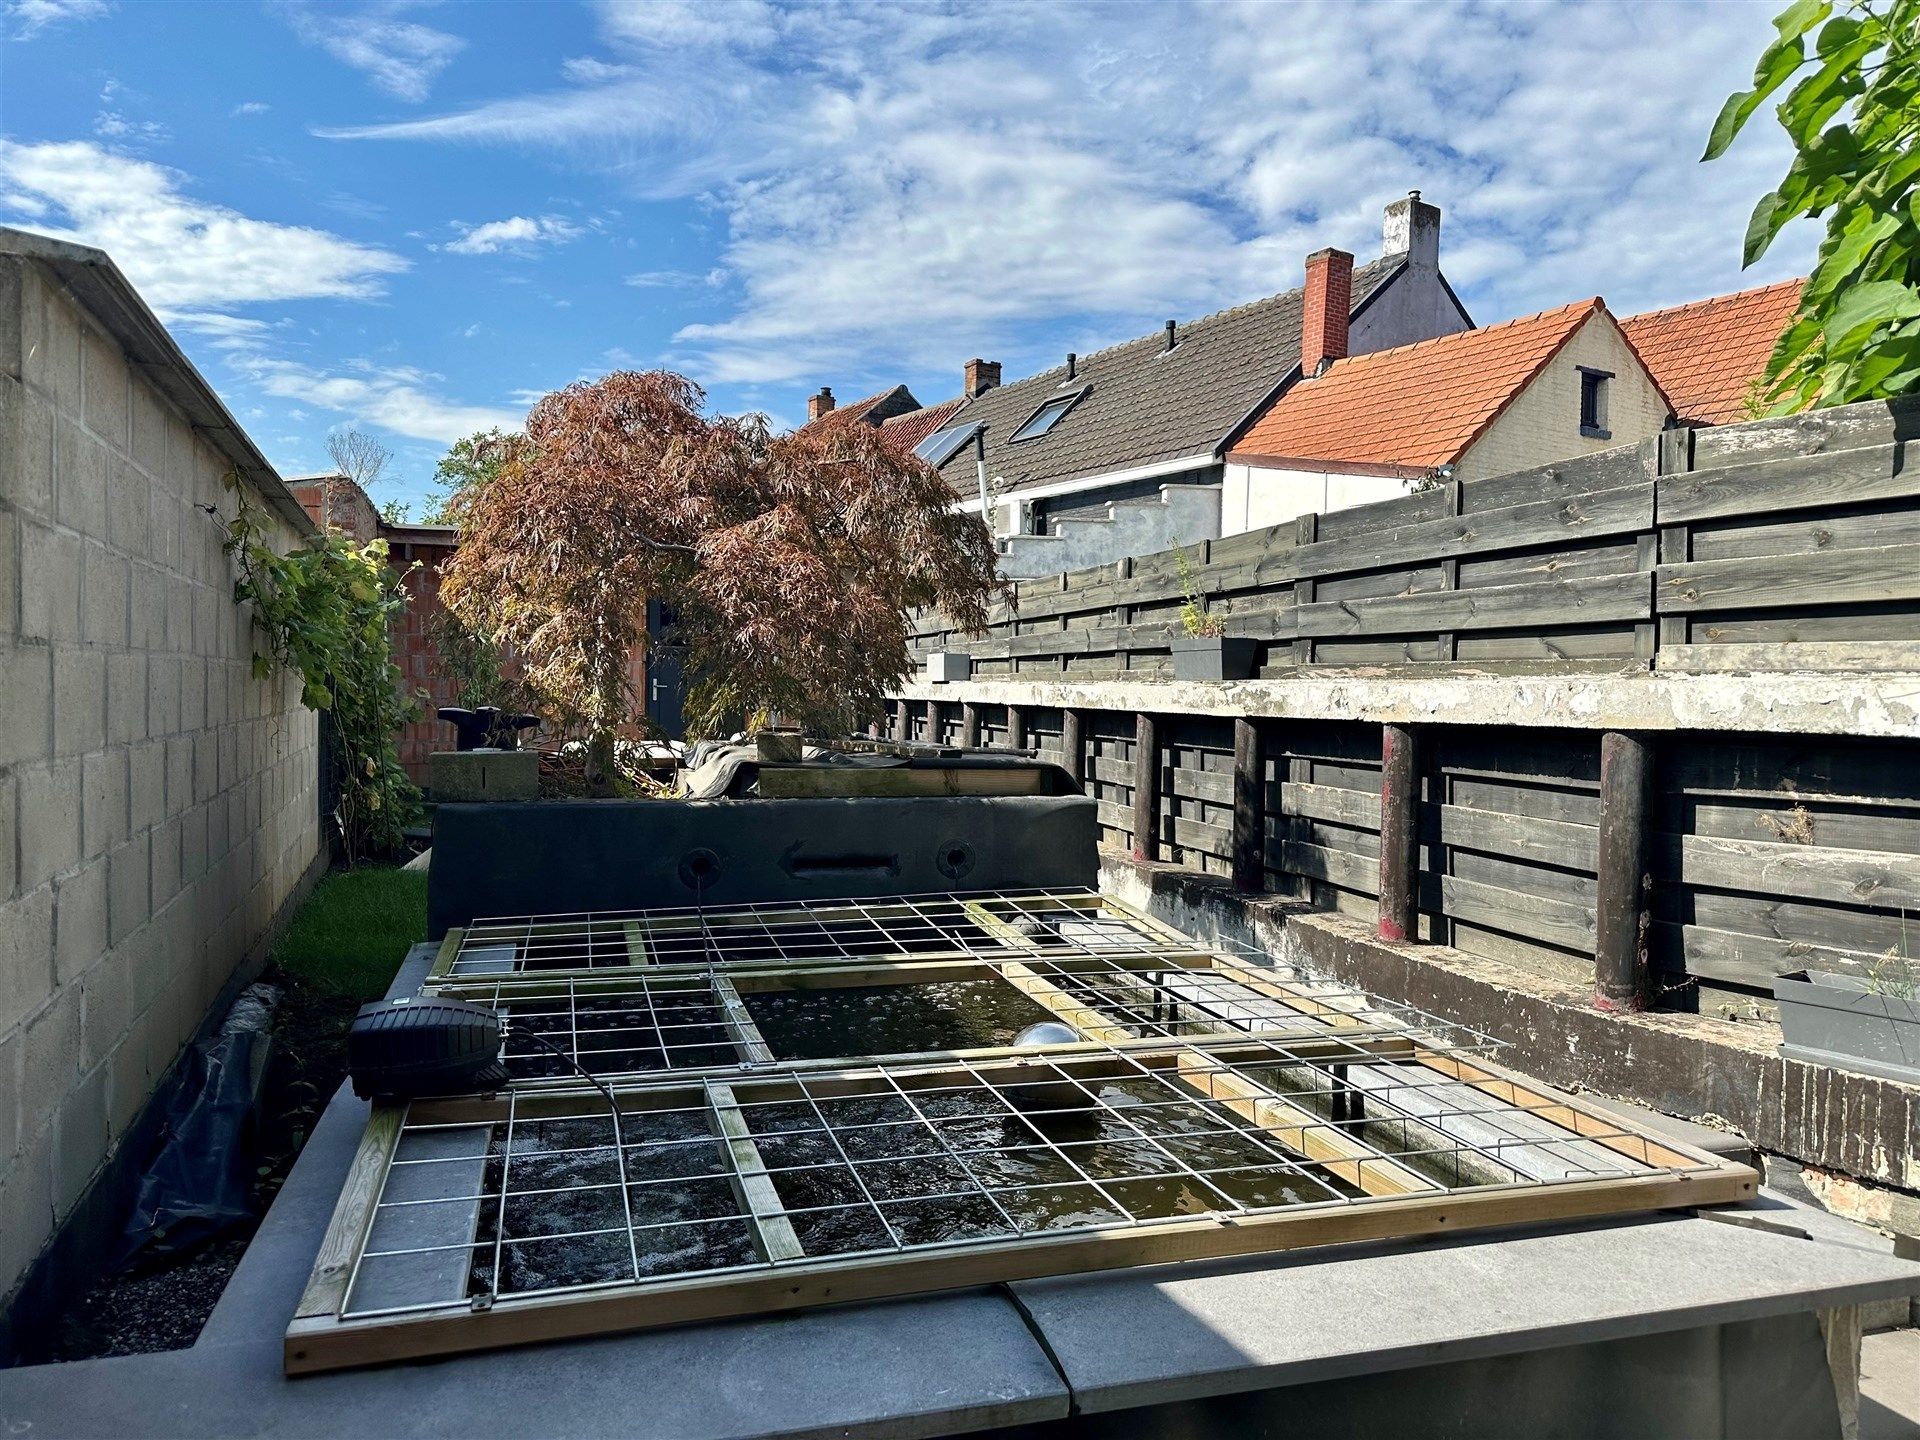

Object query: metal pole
[1594,730,1656,1012]
[974,430,992,529]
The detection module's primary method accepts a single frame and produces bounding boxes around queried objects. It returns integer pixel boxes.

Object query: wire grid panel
[432,889,1215,981]
[293,1040,1757,1374]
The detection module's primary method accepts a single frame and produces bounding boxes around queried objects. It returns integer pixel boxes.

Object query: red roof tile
[1229,299,1604,471]
[879,395,967,453]
[1620,279,1802,426]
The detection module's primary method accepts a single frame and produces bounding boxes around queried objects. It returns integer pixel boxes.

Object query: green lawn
[270,865,428,1004]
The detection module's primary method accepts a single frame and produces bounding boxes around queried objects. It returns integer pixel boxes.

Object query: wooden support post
[1377,724,1421,943]
[925,698,941,745]
[1006,705,1026,752]
[1133,712,1160,864]
[961,703,981,750]
[893,699,909,744]
[1061,708,1085,789]
[1231,716,1265,894]
[1594,730,1655,1012]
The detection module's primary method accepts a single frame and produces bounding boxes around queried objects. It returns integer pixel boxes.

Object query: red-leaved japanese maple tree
[440,371,999,784]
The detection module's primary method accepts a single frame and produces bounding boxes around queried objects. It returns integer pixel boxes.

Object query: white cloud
[282,2,464,103]
[233,354,521,443]
[0,140,406,321]
[441,214,582,255]
[625,268,720,289]
[94,79,170,146]
[6,0,105,39]
[232,101,272,117]
[326,0,1811,387]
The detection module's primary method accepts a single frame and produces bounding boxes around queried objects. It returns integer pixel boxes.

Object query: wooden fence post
[1061,709,1085,789]
[961,704,981,749]
[925,699,941,745]
[1377,724,1421,943]
[1133,712,1160,864]
[1232,717,1265,894]
[893,699,910,743]
[1006,705,1027,752]
[1594,730,1656,1012]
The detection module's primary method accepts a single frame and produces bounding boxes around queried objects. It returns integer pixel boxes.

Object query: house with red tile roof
[1222,297,1671,535]
[799,382,925,430]
[1620,278,1802,427]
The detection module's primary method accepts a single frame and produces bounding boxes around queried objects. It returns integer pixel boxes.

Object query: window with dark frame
[1578,366,1612,439]
[1008,388,1087,443]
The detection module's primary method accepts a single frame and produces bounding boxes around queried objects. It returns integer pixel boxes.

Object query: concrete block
[193,730,217,805]
[0,1131,54,1306]
[12,382,55,521]
[106,833,150,947]
[53,860,108,987]
[51,1060,108,1218]
[149,814,183,910]
[80,949,132,1073]
[105,456,147,558]
[0,507,15,640]
[106,651,145,746]
[54,421,106,541]
[34,275,81,414]
[50,647,105,757]
[0,644,52,769]
[131,562,167,652]
[0,882,54,1036]
[0,1027,21,1169]
[164,736,192,816]
[80,540,130,648]
[80,746,130,858]
[79,322,129,451]
[129,740,165,832]
[19,519,81,644]
[0,254,18,379]
[105,1040,149,1141]
[179,802,208,884]
[429,749,540,802]
[19,757,82,891]
[19,981,80,1143]
[0,772,15,906]
[180,652,207,734]
[129,382,167,477]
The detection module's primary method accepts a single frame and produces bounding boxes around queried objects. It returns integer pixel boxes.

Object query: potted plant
[1774,932,1920,1085]
[1168,545,1258,681]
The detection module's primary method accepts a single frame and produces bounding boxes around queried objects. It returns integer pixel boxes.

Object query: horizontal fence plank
[1656,444,1910,524]
[1297,572,1650,638]
[1657,542,1920,615]
[1658,832,1920,911]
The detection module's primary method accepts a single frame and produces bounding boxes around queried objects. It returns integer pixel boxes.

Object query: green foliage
[1173,543,1224,638]
[427,606,544,720]
[269,866,427,1002]
[224,478,424,860]
[422,428,514,524]
[1706,0,1920,409]
[378,498,412,524]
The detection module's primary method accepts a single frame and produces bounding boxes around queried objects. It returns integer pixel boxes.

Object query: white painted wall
[1220,462,1411,537]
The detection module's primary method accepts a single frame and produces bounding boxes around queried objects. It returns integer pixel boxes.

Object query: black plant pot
[1170,635,1259,682]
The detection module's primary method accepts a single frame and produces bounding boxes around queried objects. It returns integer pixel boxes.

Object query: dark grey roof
[933,253,1407,496]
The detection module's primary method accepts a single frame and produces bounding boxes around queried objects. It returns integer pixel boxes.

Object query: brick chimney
[964,358,1001,398]
[1383,190,1441,268]
[807,386,834,422]
[1301,247,1353,377]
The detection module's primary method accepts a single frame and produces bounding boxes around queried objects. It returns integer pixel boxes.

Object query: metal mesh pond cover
[287,890,1759,1374]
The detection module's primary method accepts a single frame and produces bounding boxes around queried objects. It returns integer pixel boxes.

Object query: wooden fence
[892,400,1920,1007]
[908,398,1920,680]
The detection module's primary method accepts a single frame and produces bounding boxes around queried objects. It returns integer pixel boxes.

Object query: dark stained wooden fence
[895,400,1920,1005]
[909,398,1920,680]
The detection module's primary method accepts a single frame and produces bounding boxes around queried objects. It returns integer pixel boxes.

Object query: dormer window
[1009,387,1087,443]
[1578,366,1612,440]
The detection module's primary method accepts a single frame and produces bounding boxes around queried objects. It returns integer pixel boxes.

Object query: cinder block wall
[0,256,322,1307]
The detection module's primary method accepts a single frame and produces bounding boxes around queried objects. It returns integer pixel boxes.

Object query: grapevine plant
[223,476,423,861]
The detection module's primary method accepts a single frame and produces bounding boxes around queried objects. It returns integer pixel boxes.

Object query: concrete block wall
[0,256,322,1307]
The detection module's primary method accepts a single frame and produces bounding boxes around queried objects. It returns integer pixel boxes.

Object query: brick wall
[386,528,462,780]
[0,254,323,1308]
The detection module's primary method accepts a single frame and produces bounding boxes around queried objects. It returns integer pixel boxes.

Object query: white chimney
[1383,191,1441,269]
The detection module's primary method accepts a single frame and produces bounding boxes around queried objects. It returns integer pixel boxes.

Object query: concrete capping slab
[893,670,1920,739]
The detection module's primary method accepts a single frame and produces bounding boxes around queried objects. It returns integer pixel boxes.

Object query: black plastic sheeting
[428,795,1100,937]
[118,984,279,1265]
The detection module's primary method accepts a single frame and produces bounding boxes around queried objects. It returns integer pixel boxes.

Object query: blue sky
[1,0,1815,516]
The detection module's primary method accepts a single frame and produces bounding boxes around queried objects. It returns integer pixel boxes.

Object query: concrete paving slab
[1008,1212,1920,1414]
[1862,1328,1920,1440]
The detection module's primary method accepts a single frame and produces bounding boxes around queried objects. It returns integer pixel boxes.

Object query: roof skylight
[913,420,983,467]
[1009,388,1086,443]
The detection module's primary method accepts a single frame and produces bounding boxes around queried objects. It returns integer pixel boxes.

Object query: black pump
[347,997,508,1100]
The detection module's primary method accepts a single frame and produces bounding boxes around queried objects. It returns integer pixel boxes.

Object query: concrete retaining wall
[0,252,323,1310]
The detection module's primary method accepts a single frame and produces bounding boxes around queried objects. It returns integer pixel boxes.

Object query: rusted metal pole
[1005,705,1026,752]
[1594,730,1656,1012]
[1133,712,1160,864]
[1232,717,1265,894]
[1060,709,1085,789]
[1377,724,1421,943]
[961,704,981,749]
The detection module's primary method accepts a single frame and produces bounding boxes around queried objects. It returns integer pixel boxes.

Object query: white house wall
[1220,462,1411,537]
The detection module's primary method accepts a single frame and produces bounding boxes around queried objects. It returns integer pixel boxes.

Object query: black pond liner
[743,980,1058,1061]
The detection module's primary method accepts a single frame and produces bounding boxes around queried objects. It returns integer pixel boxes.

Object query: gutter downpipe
[975,430,992,529]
